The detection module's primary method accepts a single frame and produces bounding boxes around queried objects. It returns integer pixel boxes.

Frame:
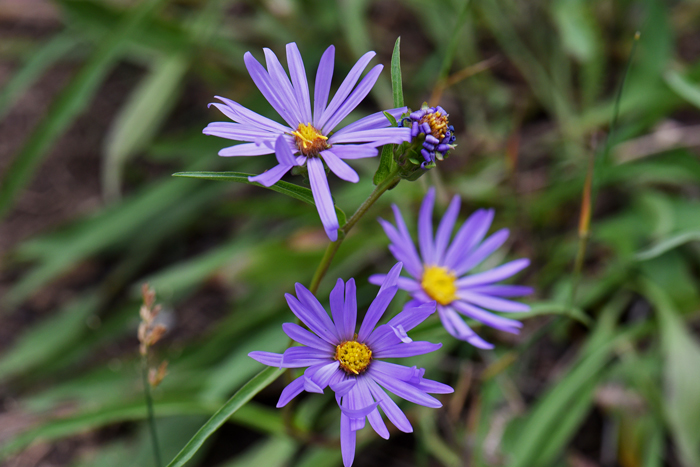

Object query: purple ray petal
[458,290,530,313]
[285,293,338,344]
[415,377,454,394]
[443,209,492,270]
[357,378,389,439]
[331,378,357,397]
[454,228,510,276]
[343,278,358,341]
[327,144,379,160]
[357,285,398,342]
[304,376,324,393]
[434,195,461,265]
[378,262,403,292]
[322,64,383,133]
[365,378,412,433]
[313,45,334,126]
[452,300,523,333]
[282,323,335,351]
[286,43,312,124]
[391,324,412,343]
[274,133,297,166]
[244,52,298,127]
[317,51,375,130]
[211,97,289,133]
[455,258,530,288]
[281,346,331,367]
[330,278,347,339]
[248,163,292,187]
[305,361,341,389]
[367,302,436,349]
[469,285,534,297]
[340,400,380,419]
[370,361,421,381]
[368,368,442,408]
[218,142,276,157]
[391,205,423,276]
[437,305,494,349]
[345,386,364,432]
[321,150,359,183]
[377,217,422,277]
[373,340,441,359]
[294,283,340,341]
[277,375,305,407]
[263,48,304,124]
[340,413,356,467]
[248,351,283,367]
[203,122,276,141]
[329,127,411,145]
[418,187,436,264]
[333,107,408,136]
[307,157,339,241]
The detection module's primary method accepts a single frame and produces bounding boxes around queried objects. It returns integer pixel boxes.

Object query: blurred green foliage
[1,0,700,466]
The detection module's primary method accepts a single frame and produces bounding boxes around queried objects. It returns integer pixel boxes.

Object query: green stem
[142,357,163,467]
[308,168,401,294]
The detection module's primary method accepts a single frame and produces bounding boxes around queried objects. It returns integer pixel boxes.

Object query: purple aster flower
[249,263,453,467]
[370,188,532,349]
[204,43,411,241]
[401,104,456,168]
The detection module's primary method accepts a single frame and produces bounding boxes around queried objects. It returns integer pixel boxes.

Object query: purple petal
[368,368,442,408]
[443,209,493,270]
[248,351,283,367]
[340,400,380,419]
[329,127,411,145]
[277,375,305,407]
[263,48,304,124]
[281,347,331,367]
[455,259,530,288]
[322,64,383,133]
[378,216,422,278]
[458,290,530,313]
[313,45,334,126]
[282,322,335,351]
[304,376,324,393]
[434,195,461,265]
[321,150,359,183]
[274,133,297,166]
[286,43,312,124]
[370,361,421,381]
[305,361,341,389]
[243,52,297,127]
[219,142,276,157]
[391,324,412,343]
[211,97,289,133]
[340,413,356,467]
[294,283,340,341]
[365,378,412,433]
[327,144,379,160]
[367,302,436,349]
[343,278,358,341]
[469,285,534,297]
[453,228,510,276]
[418,187,436,264]
[331,378,357,397]
[317,51,375,130]
[438,306,493,349]
[203,122,277,141]
[357,285,398,342]
[452,300,523,334]
[285,293,338,344]
[416,377,454,394]
[307,157,339,241]
[378,262,403,292]
[333,107,408,136]
[390,206,423,276]
[357,378,389,439]
[248,163,292,187]
[373,341,441,359]
[330,278,347,339]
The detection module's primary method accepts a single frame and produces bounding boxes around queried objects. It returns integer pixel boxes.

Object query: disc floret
[335,339,372,375]
[421,265,458,305]
[401,103,456,169]
[291,122,329,156]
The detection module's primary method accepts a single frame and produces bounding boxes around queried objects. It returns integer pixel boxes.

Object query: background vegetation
[1,0,700,466]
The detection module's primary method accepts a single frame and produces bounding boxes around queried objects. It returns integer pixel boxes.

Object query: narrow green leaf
[173,171,347,226]
[103,53,189,200]
[0,0,168,219]
[665,70,700,109]
[166,367,284,467]
[636,230,700,261]
[391,36,404,108]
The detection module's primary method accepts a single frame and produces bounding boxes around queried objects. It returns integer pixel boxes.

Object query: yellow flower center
[335,340,372,375]
[421,265,458,305]
[420,111,449,140]
[291,123,329,156]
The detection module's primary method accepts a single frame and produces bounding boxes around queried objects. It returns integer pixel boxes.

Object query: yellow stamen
[420,112,449,140]
[335,340,372,375]
[291,123,329,156]
[421,265,458,305]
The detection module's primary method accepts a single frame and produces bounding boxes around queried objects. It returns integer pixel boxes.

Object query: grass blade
[165,367,284,467]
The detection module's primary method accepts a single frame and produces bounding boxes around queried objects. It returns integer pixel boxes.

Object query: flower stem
[142,356,163,467]
[308,168,401,294]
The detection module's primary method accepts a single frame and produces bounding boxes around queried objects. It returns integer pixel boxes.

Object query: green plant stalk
[142,356,163,467]
[308,167,401,294]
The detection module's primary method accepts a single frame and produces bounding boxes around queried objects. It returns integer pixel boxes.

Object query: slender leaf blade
[391,36,404,108]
